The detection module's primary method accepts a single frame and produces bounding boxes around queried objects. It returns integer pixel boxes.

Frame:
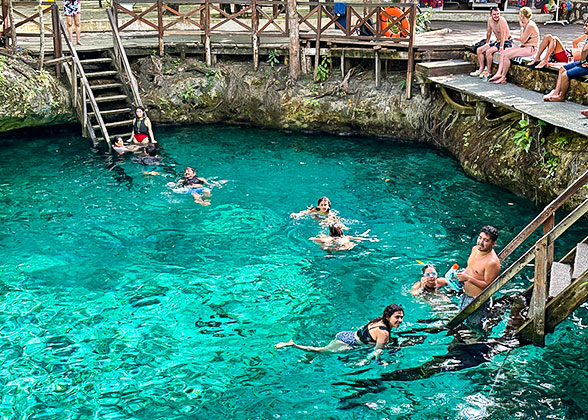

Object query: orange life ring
[380,7,410,38]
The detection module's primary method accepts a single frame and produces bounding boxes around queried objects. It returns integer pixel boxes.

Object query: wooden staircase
[447,169,588,347]
[55,10,142,147]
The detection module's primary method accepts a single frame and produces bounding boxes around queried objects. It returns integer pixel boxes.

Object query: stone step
[416,59,473,78]
[549,262,572,298]
[88,95,128,103]
[572,242,588,278]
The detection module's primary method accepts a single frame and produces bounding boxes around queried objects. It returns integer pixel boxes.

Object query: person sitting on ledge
[470,7,511,79]
[543,20,588,102]
[488,7,538,84]
[529,22,587,69]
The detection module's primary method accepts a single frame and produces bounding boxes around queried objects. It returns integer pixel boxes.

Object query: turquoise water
[1,125,587,419]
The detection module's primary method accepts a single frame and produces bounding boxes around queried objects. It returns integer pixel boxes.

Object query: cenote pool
[1,125,587,419]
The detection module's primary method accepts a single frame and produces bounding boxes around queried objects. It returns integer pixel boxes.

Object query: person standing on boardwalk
[543,20,588,103]
[456,226,501,328]
[470,7,512,80]
[64,0,82,46]
[489,7,539,84]
[130,106,157,144]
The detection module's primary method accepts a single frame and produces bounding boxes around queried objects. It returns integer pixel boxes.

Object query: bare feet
[543,95,564,102]
[488,74,501,82]
[491,77,506,84]
[76,41,83,46]
[535,60,549,69]
[581,109,588,117]
[274,339,294,349]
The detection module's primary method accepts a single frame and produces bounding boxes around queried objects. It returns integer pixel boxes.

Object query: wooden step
[88,107,132,117]
[416,60,474,78]
[549,262,571,298]
[85,70,118,78]
[90,83,123,91]
[80,57,112,65]
[572,243,588,278]
[88,95,128,103]
[93,119,134,130]
[96,132,132,142]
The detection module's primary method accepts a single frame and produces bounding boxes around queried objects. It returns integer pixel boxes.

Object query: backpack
[471,39,486,53]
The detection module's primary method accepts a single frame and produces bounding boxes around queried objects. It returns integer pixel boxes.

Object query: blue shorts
[564,61,588,79]
[187,187,207,195]
[459,294,490,329]
[489,39,512,50]
[335,331,361,348]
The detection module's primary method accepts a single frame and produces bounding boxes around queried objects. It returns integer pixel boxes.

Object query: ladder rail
[107,6,143,109]
[447,198,588,330]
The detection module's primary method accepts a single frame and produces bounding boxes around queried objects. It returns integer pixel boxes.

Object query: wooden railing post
[313,3,321,81]
[287,0,299,79]
[51,2,62,77]
[406,2,417,99]
[205,0,212,66]
[529,237,548,347]
[252,0,259,71]
[544,212,555,271]
[1,0,7,47]
[157,0,164,55]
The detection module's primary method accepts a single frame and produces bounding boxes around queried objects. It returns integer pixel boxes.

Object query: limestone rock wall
[0,52,73,132]
[134,55,588,206]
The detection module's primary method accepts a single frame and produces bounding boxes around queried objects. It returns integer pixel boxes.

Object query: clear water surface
[0,125,587,419]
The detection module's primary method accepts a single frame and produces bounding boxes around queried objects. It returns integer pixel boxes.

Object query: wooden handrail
[447,198,588,329]
[58,16,110,145]
[107,7,143,109]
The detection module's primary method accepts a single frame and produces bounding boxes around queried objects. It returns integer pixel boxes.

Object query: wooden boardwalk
[429,73,588,138]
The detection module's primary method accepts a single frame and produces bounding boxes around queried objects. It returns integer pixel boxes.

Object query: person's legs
[274,338,351,353]
[65,15,74,42]
[530,34,552,65]
[544,66,568,100]
[74,13,82,45]
[474,44,491,73]
[484,46,499,75]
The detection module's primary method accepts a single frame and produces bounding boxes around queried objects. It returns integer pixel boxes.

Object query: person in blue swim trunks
[274,304,403,365]
[171,166,212,206]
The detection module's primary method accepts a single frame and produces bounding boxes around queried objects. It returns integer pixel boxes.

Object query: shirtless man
[470,7,512,79]
[456,226,501,327]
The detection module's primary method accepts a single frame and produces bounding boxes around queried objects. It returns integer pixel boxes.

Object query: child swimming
[309,224,378,251]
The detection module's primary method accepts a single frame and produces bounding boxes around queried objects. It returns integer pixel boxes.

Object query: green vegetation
[267,50,280,67]
[416,11,432,33]
[315,56,330,82]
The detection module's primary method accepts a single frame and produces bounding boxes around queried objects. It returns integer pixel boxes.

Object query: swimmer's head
[145,144,158,157]
[477,225,498,252]
[329,224,344,237]
[421,264,438,279]
[113,136,124,147]
[316,196,331,213]
[135,106,146,117]
[381,304,404,330]
[184,166,196,177]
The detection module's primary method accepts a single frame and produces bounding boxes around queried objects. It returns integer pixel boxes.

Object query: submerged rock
[0,51,73,132]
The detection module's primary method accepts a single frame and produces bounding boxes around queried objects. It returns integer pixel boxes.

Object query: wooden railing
[447,168,588,345]
[107,7,143,109]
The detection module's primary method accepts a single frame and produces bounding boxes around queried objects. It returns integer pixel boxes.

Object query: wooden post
[313,3,321,81]
[375,49,380,88]
[1,0,8,47]
[72,62,78,108]
[252,0,259,71]
[157,0,164,55]
[340,49,345,77]
[543,212,555,272]
[38,0,45,68]
[287,0,300,79]
[7,0,17,50]
[405,2,418,99]
[51,3,62,78]
[82,86,87,137]
[530,237,548,347]
[205,0,212,66]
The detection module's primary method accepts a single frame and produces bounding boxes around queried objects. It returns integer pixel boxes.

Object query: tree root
[439,86,475,115]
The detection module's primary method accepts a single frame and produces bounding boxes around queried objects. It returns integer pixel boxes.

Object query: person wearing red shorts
[130,106,156,144]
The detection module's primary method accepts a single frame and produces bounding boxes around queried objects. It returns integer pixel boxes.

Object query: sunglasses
[423,272,437,277]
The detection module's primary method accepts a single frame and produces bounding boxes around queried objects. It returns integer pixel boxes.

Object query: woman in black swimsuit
[274,304,404,364]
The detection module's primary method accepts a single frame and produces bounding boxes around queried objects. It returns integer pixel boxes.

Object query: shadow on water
[335,295,529,406]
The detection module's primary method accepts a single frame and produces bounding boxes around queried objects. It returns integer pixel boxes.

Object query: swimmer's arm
[573,34,587,49]
[486,18,492,43]
[436,277,448,287]
[366,335,388,364]
[411,280,424,296]
[308,236,331,244]
[290,207,315,218]
[348,236,379,242]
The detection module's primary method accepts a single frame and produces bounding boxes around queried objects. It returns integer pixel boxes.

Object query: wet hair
[113,136,123,144]
[371,304,404,331]
[314,196,331,212]
[146,144,158,157]
[480,225,499,242]
[135,106,146,113]
[490,6,500,13]
[185,166,195,175]
[421,264,436,275]
[519,6,532,19]
[329,224,344,237]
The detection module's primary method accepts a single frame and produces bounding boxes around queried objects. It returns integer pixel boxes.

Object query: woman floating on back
[309,224,378,251]
[290,196,333,220]
[274,304,404,365]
